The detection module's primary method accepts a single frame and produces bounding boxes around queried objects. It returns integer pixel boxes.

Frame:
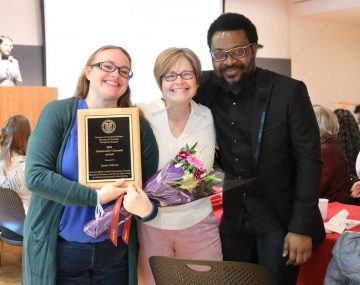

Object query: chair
[0,187,25,265]
[149,256,271,285]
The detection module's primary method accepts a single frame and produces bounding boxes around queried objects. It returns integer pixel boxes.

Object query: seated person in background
[334,108,360,179]
[0,114,32,240]
[0,35,23,86]
[0,114,32,212]
[324,232,360,285]
[313,105,354,204]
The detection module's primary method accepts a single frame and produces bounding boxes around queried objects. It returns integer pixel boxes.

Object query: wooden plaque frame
[78,107,142,188]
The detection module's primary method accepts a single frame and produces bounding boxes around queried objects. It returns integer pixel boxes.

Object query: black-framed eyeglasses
[162,70,195,82]
[210,43,253,62]
[90,62,133,79]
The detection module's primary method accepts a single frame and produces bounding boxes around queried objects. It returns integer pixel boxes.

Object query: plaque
[78,107,142,188]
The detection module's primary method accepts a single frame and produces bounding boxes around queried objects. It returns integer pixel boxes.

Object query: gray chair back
[0,187,25,244]
[149,256,271,285]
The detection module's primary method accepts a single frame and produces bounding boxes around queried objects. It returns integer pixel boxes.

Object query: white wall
[0,0,42,45]
[2,0,360,111]
[290,17,360,110]
[226,0,290,59]
[288,0,360,17]
[226,0,360,111]
[43,0,222,103]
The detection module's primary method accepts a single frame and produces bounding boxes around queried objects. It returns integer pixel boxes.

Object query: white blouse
[137,99,216,230]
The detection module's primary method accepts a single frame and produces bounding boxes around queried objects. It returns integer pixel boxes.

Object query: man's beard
[216,62,255,95]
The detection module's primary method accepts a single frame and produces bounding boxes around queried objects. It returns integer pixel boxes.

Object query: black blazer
[196,68,325,249]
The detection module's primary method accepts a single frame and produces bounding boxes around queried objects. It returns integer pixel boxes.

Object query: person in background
[334,109,360,179]
[0,114,32,212]
[0,114,32,241]
[136,47,222,285]
[195,13,325,285]
[323,231,360,285]
[354,104,360,131]
[313,105,354,204]
[0,35,23,86]
[22,45,159,285]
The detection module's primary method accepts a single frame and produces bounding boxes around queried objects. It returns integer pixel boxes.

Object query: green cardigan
[22,98,159,285]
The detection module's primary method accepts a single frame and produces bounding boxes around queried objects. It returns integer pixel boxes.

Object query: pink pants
[137,212,222,285]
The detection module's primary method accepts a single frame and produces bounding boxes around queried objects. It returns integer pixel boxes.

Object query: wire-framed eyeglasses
[210,43,253,62]
[162,70,195,82]
[90,62,133,79]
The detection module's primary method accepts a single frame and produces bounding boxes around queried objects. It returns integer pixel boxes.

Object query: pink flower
[186,155,205,171]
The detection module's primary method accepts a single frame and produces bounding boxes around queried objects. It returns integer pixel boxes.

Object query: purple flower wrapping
[83,143,223,239]
[83,204,130,239]
[143,162,194,206]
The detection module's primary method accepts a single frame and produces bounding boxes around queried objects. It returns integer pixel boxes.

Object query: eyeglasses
[90,62,133,79]
[162,70,195,82]
[210,43,253,62]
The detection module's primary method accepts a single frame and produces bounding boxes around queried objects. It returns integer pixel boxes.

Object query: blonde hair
[153,47,201,90]
[313,104,339,143]
[0,115,31,176]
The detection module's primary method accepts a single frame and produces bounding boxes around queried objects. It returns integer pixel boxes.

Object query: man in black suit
[195,13,325,285]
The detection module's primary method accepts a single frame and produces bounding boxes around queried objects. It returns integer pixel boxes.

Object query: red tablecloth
[210,193,223,224]
[209,196,360,285]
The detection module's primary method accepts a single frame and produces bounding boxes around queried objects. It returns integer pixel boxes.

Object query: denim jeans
[56,236,128,285]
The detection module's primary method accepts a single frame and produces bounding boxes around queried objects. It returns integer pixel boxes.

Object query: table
[209,195,360,285]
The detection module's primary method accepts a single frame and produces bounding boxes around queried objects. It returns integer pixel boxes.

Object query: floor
[0,240,22,285]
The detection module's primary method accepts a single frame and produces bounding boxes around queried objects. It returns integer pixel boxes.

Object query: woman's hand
[351,181,360,198]
[123,184,153,218]
[98,179,127,204]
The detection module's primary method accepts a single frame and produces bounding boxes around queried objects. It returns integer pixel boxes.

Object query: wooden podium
[0,86,58,129]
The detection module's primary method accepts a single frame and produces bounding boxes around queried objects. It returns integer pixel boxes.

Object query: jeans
[56,236,128,285]
[220,228,299,285]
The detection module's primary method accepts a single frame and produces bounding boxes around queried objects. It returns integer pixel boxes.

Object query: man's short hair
[354,104,360,114]
[207,13,258,49]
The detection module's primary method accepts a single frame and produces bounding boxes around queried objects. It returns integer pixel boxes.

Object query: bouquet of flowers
[83,143,223,239]
[143,143,222,206]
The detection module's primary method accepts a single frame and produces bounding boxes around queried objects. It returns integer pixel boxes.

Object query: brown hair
[73,45,133,107]
[153,47,201,91]
[0,115,31,175]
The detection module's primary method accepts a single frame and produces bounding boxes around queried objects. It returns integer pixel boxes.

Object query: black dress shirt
[195,70,281,234]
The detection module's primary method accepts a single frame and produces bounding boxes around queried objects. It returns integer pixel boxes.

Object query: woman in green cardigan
[23,45,159,285]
